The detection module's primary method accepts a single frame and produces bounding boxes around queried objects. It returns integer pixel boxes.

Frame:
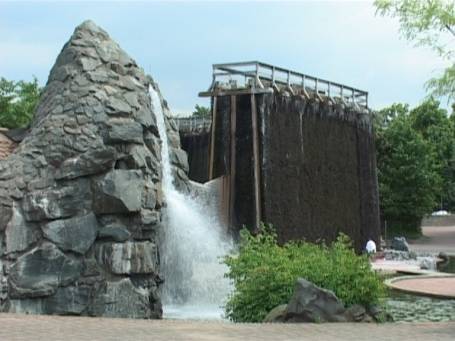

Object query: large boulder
[8,243,82,298]
[390,237,409,252]
[41,213,98,254]
[0,20,190,318]
[91,278,161,318]
[92,170,144,213]
[284,278,348,322]
[264,278,383,323]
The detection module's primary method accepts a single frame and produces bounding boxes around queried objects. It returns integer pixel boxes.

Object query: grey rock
[106,98,132,116]
[98,226,131,242]
[55,147,116,180]
[143,185,157,209]
[170,148,189,173]
[22,184,89,221]
[8,243,82,298]
[9,285,91,315]
[5,204,40,254]
[384,249,414,261]
[95,241,158,275]
[106,118,143,144]
[140,209,159,226]
[93,170,143,213]
[0,205,12,232]
[92,278,161,318]
[263,304,287,323]
[284,278,347,322]
[391,237,409,252]
[41,213,98,254]
[345,304,366,322]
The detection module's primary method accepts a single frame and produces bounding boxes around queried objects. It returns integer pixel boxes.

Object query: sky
[0,0,451,114]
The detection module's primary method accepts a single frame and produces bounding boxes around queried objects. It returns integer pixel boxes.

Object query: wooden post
[250,94,262,230]
[229,95,237,228]
[208,96,217,180]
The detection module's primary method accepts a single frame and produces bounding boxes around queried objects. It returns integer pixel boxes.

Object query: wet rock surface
[0,20,189,318]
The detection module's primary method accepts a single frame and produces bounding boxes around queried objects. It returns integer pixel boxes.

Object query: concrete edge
[385,274,455,300]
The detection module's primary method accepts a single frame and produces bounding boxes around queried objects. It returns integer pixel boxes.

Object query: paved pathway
[0,313,455,341]
[409,225,455,255]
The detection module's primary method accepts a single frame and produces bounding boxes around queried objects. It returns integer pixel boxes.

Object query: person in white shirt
[366,239,377,254]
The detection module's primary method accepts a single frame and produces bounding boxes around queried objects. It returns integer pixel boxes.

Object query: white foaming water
[149,86,232,320]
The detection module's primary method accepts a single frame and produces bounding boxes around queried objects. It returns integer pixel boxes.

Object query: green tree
[376,105,442,232]
[0,77,41,129]
[374,0,455,101]
[192,104,210,118]
[409,98,455,210]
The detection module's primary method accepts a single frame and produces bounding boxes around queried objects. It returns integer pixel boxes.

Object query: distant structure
[0,128,17,160]
[175,117,211,182]
[179,61,380,250]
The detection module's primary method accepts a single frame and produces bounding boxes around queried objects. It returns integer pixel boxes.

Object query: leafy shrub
[223,226,386,322]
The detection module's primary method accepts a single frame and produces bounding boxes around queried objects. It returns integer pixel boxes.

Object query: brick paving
[0,313,455,341]
[389,276,455,298]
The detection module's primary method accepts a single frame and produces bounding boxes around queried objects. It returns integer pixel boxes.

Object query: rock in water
[390,237,410,252]
[0,20,189,318]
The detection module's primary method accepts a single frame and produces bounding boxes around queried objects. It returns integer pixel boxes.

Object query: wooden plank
[208,96,217,180]
[229,95,237,228]
[251,93,262,230]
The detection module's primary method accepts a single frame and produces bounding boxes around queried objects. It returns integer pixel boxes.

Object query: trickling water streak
[150,86,232,320]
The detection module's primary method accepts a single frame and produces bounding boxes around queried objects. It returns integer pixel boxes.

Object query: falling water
[150,86,233,320]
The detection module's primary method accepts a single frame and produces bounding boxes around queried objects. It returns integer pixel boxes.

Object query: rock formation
[0,20,189,318]
[263,278,387,323]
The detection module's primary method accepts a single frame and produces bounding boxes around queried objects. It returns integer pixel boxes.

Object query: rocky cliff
[0,20,188,318]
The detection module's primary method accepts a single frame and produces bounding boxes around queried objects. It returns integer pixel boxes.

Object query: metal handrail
[210,61,368,107]
[174,117,212,132]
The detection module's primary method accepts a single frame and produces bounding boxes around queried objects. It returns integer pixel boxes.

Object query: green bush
[223,226,386,322]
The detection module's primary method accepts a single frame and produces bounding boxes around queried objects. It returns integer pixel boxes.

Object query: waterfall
[150,86,232,320]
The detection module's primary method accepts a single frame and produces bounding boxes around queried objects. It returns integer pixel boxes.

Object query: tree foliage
[374,0,455,101]
[375,99,455,232]
[0,77,41,129]
[223,227,385,323]
[410,98,455,210]
[192,104,210,118]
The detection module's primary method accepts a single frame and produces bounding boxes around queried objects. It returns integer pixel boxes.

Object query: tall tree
[0,77,41,129]
[375,104,442,232]
[192,104,210,119]
[409,98,455,210]
[375,0,455,101]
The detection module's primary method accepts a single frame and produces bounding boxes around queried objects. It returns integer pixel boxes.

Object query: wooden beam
[199,88,273,98]
[208,96,217,180]
[229,95,237,228]
[251,94,262,230]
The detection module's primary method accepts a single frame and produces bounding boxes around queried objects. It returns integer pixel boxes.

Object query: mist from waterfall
[150,86,233,320]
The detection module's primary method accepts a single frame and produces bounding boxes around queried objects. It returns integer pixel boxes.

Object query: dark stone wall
[209,92,380,251]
